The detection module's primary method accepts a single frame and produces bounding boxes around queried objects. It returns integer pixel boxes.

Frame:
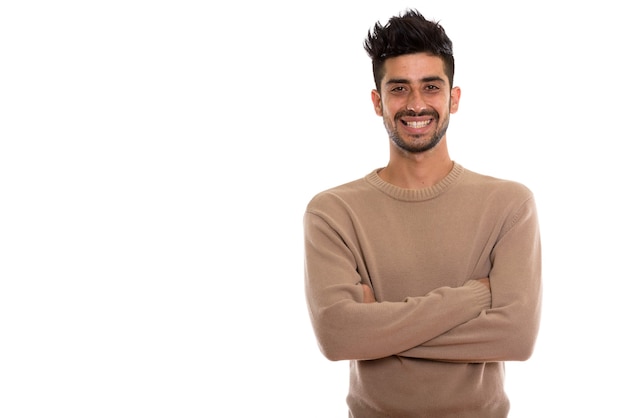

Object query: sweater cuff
[464,279,492,311]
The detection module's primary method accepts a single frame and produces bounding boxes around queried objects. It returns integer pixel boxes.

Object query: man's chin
[391,134,440,154]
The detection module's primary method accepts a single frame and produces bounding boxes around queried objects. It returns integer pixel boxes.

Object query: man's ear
[371,89,383,116]
[450,86,461,114]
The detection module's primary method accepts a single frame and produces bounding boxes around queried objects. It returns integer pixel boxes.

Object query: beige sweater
[304,163,542,417]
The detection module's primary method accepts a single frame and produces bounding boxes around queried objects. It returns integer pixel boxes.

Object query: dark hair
[363,9,455,91]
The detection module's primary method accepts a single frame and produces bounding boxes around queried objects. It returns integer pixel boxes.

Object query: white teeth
[405,120,430,128]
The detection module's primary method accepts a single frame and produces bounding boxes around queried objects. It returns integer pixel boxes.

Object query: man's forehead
[383,53,445,73]
[382,53,448,84]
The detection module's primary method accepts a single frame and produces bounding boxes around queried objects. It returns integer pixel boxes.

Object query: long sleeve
[398,196,542,362]
[304,201,492,362]
[303,164,541,417]
[304,165,541,364]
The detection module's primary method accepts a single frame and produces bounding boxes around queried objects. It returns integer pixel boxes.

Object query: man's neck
[379,145,453,189]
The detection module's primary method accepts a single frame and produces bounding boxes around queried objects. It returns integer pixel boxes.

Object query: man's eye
[391,86,407,92]
[425,85,440,91]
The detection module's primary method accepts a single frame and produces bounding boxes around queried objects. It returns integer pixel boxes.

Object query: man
[303,9,542,417]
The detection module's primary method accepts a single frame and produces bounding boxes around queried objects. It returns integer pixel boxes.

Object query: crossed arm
[305,194,541,363]
[361,277,490,303]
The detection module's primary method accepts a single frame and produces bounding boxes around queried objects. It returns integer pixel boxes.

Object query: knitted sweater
[303,162,542,418]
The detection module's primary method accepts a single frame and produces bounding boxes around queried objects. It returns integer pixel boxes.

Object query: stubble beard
[385,109,450,154]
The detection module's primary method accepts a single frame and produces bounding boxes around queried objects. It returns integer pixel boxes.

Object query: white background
[1,1,624,417]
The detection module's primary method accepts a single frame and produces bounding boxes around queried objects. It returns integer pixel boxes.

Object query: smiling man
[375,56,458,155]
[303,9,542,418]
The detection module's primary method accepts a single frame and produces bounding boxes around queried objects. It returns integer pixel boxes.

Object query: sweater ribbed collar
[365,162,464,202]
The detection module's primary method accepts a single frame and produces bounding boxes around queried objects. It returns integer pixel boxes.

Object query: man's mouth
[402,119,432,128]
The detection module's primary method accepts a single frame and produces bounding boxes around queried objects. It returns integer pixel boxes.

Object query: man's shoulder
[308,178,367,202]
[461,168,534,200]
[306,172,376,213]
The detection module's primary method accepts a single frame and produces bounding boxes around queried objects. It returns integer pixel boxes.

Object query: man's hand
[361,284,376,303]
[475,277,490,290]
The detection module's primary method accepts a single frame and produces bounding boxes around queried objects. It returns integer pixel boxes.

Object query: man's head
[364,9,455,92]
[364,10,460,155]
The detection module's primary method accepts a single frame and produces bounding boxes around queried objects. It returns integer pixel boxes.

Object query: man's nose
[406,92,426,112]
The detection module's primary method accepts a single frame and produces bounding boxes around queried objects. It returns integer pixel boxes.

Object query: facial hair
[384,108,450,154]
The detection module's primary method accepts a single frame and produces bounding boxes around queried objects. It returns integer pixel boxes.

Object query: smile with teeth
[403,119,432,128]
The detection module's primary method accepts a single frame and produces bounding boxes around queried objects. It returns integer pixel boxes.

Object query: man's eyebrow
[421,76,445,83]
[385,78,410,85]
[385,76,445,85]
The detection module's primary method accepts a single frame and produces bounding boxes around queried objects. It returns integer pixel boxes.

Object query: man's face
[371,53,460,154]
